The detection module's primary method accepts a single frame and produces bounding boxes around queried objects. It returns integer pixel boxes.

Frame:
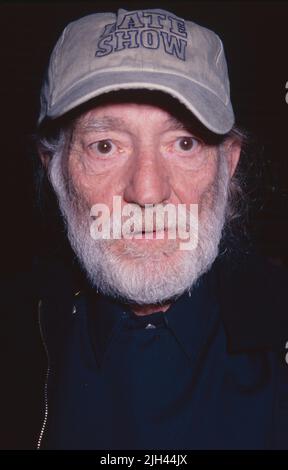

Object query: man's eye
[175,136,199,153]
[89,139,116,156]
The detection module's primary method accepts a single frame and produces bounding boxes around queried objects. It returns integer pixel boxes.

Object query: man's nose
[123,147,171,206]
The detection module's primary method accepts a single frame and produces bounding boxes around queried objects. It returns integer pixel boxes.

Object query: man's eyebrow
[165,116,192,131]
[76,116,127,132]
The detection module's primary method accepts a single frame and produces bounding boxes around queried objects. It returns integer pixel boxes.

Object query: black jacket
[1,248,288,449]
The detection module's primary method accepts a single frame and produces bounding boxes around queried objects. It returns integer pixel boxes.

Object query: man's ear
[223,137,242,178]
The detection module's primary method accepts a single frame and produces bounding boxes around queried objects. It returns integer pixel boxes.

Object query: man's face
[70,102,219,240]
[71,101,217,204]
[48,98,240,305]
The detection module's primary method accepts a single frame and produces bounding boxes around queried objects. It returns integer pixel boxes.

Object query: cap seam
[52,24,72,108]
[215,35,224,66]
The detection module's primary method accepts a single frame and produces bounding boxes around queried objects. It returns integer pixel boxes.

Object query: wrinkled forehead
[70,90,224,144]
[75,103,187,135]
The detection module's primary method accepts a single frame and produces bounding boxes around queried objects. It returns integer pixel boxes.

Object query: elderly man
[35,8,288,450]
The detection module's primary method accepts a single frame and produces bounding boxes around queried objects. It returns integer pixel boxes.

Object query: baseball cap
[38,8,235,134]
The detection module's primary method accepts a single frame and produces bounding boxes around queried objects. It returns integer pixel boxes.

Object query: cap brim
[40,70,234,134]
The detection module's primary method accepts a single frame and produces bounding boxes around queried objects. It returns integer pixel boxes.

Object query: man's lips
[128,228,170,240]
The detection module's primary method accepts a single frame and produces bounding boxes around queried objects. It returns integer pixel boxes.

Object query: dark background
[0,0,287,450]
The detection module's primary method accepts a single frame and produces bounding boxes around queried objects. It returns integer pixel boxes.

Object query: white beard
[48,146,230,305]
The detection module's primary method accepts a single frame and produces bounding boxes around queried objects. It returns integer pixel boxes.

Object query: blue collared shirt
[39,263,288,450]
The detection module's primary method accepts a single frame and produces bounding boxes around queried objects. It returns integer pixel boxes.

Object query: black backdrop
[1,0,288,277]
[0,0,288,450]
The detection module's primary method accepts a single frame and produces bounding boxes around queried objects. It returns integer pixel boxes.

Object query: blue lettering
[118,12,145,29]
[114,30,139,51]
[168,16,187,38]
[95,35,113,57]
[99,22,116,38]
[161,32,187,60]
[142,12,166,29]
[141,30,160,49]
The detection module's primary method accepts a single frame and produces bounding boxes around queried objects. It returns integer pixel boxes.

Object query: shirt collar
[165,269,219,361]
[85,266,219,368]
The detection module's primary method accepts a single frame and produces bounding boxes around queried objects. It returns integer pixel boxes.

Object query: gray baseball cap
[38,8,235,134]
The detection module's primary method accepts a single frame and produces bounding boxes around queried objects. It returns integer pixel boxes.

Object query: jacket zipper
[37,299,50,450]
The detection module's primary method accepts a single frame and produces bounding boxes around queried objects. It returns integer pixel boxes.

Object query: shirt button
[145,323,156,329]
